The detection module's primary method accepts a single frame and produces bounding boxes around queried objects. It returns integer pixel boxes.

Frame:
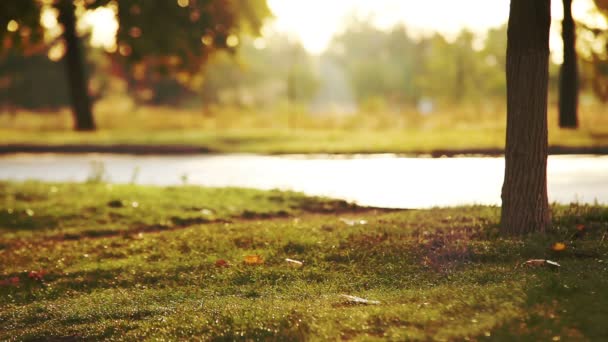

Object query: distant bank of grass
[1,103,607,154]
[1,181,607,340]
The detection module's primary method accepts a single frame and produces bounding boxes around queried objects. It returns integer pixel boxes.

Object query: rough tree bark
[559,0,579,128]
[57,0,96,131]
[501,0,552,235]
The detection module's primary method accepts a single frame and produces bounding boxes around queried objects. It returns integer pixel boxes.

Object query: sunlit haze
[267,0,602,59]
[82,0,604,62]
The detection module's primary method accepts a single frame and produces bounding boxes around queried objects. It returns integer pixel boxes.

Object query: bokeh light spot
[7,20,19,33]
[226,35,239,48]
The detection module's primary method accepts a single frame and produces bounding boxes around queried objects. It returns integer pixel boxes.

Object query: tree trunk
[501,0,552,235]
[559,0,579,128]
[57,0,96,131]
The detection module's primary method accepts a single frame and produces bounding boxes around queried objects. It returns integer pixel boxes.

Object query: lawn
[1,181,607,340]
[2,104,608,155]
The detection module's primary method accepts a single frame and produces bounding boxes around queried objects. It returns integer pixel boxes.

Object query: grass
[1,181,608,340]
[1,102,608,154]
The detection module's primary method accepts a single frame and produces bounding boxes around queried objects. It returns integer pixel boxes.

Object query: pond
[0,154,607,209]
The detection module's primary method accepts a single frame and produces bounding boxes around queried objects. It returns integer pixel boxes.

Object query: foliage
[325,19,510,109]
[200,34,319,108]
[577,0,608,102]
[0,1,44,55]
[1,182,607,340]
[110,0,271,89]
[0,52,69,110]
[0,0,272,106]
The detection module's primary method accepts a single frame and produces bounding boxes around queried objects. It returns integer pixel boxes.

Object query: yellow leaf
[244,255,264,265]
[552,242,567,252]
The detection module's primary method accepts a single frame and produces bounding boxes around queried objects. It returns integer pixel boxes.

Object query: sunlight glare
[40,9,58,29]
[81,6,118,51]
[267,0,600,58]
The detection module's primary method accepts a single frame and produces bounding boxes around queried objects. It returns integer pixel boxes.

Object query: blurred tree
[0,1,46,114]
[478,25,508,97]
[579,0,608,102]
[200,34,317,109]
[325,18,508,111]
[113,0,270,105]
[0,51,70,111]
[451,30,478,103]
[57,0,95,130]
[559,0,579,128]
[501,0,552,235]
[326,20,420,107]
[0,34,107,113]
[0,0,271,129]
[413,34,453,102]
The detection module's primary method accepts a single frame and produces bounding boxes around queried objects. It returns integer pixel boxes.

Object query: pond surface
[0,154,607,208]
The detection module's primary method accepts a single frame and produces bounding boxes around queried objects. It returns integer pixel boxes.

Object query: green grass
[1,104,608,154]
[1,181,608,340]
[2,127,608,155]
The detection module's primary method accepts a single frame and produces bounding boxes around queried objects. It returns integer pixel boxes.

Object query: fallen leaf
[285,258,303,267]
[215,259,230,268]
[244,255,264,265]
[523,259,545,267]
[522,259,561,268]
[0,276,20,287]
[200,209,214,216]
[340,294,380,305]
[339,218,368,226]
[552,242,567,252]
[28,270,47,281]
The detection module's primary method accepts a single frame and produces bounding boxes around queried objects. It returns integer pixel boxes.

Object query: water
[0,153,607,209]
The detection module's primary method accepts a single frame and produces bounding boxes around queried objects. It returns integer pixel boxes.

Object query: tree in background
[0,2,45,114]
[0,52,70,112]
[324,18,509,114]
[579,0,608,102]
[478,25,508,97]
[57,0,95,130]
[0,0,271,130]
[559,0,579,128]
[325,20,421,109]
[501,0,552,235]
[200,34,318,110]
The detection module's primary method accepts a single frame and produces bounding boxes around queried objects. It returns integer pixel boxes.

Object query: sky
[82,0,604,60]
[266,0,603,59]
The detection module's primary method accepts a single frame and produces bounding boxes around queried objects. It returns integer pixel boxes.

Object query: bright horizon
[266,0,604,61]
[83,0,605,61]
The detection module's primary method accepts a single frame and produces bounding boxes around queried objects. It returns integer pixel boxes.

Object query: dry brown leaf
[522,259,561,268]
[523,259,547,267]
[215,259,230,268]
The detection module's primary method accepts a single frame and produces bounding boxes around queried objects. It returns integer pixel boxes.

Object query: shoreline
[1,143,608,157]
